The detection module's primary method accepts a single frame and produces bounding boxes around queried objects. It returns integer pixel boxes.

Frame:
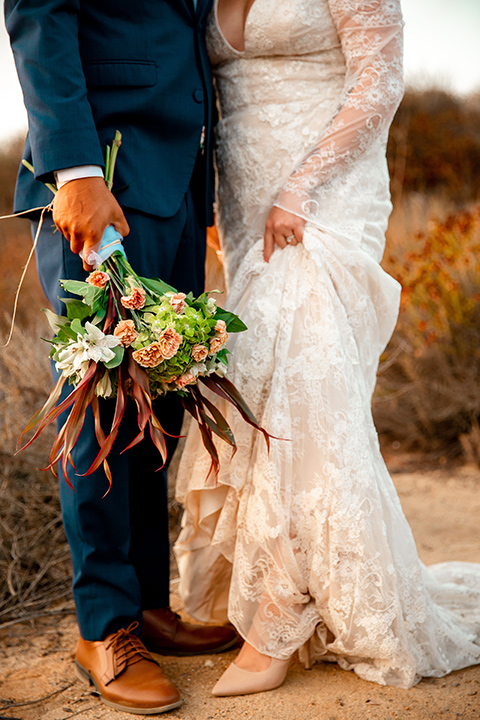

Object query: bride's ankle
[234,641,273,672]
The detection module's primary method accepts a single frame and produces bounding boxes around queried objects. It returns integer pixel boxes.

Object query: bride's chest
[208,0,341,63]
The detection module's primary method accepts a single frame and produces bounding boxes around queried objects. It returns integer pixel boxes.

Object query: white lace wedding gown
[175,0,480,688]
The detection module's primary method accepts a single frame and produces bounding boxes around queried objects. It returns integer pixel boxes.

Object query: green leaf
[70,318,85,336]
[60,279,104,307]
[104,345,124,369]
[215,309,248,333]
[56,324,78,342]
[60,279,89,294]
[142,297,159,308]
[61,298,94,321]
[91,307,107,325]
[139,276,177,297]
[42,308,70,333]
[215,348,229,364]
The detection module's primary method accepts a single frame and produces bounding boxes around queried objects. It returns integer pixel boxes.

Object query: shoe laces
[106,621,155,674]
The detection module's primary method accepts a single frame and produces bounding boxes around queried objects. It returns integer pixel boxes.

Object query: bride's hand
[263,206,306,262]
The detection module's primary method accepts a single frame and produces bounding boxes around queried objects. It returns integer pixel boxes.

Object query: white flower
[214,361,227,377]
[81,322,121,364]
[95,371,113,398]
[54,322,121,381]
[205,357,228,377]
[55,341,89,379]
[190,362,207,378]
[206,297,217,315]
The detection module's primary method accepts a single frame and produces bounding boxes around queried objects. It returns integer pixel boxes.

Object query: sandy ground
[1,462,479,720]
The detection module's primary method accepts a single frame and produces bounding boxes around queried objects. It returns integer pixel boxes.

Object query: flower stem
[105,131,122,191]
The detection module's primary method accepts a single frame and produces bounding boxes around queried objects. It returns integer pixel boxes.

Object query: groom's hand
[53,177,130,271]
[263,206,306,262]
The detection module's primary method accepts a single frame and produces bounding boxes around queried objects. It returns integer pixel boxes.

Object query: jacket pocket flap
[84,61,157,88]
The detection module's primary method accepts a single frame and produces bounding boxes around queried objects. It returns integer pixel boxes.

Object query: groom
[5,0,236,714]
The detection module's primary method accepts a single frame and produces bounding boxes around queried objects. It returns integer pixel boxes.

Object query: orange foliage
[383,206,480,354]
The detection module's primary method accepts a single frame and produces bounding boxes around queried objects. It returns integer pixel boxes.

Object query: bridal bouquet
[18,133,269,490]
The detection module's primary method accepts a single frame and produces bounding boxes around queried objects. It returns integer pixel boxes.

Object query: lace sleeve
[274,0,404,221]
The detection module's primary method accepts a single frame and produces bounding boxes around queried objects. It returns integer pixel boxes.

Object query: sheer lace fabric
[174,0,480,689]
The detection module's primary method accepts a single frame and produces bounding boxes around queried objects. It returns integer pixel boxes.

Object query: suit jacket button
[193,89,204,103]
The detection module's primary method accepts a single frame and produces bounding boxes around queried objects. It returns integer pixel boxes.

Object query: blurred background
[0,0,479,625]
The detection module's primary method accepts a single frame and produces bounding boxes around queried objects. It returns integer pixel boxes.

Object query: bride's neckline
[215,0,258,55]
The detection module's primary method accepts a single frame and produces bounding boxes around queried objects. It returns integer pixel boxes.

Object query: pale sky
[0,0,479,143]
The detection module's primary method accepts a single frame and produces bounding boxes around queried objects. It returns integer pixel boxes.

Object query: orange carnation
[132,342,164,368]
[169,292,187,315]
[121,287,146,310]
[157,327,182,360]
[176,371,196,389]
[209,334,228,355]
[86,271,109,288]
[113,319,138,347]
[191,344,209,362]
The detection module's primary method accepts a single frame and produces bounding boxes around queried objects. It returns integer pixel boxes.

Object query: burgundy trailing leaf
[200,374,272,451]
[79,364,129,479]
[92,396,113,496]
[190,384,237,452]
[17,363,99,456]
[180,393,217,479]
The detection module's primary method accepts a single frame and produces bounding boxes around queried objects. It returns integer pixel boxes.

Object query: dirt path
[1,464,479,720]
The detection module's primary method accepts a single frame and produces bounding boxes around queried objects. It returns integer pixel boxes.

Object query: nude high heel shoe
[211,657,290,696]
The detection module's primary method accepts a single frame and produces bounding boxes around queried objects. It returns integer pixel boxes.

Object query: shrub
[375,205,480,462]
[387,90,480,203]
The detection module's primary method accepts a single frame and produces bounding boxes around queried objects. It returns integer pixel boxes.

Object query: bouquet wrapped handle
[80,225,127,269]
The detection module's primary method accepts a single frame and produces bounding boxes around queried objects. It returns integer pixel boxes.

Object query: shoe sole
[143,635,239,657]
[75,660,183,715]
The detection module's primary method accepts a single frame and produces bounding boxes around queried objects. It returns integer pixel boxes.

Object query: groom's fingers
[53,177,130,265]
[81,235,103,271]
[112,205,130,240]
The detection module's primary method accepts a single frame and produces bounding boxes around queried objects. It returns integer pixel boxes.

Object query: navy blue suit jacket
[5,0,215,223]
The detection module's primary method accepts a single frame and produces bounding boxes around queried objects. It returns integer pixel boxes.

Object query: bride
[175,0,480,696]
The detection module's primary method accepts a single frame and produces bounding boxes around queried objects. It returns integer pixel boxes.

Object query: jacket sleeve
[4,0,104,182]
[274,0,404,220]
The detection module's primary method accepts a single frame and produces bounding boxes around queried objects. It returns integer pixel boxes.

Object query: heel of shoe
[75,660,93,687]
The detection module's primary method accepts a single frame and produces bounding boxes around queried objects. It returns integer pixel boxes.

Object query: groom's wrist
[54,165,104,189]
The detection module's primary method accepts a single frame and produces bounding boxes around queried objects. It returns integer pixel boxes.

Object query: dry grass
[0,165,70,625]
[0,322,72,626]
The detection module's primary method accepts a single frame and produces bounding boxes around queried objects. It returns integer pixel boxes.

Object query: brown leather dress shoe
[141,607,238,656]
[75,622,182,715]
